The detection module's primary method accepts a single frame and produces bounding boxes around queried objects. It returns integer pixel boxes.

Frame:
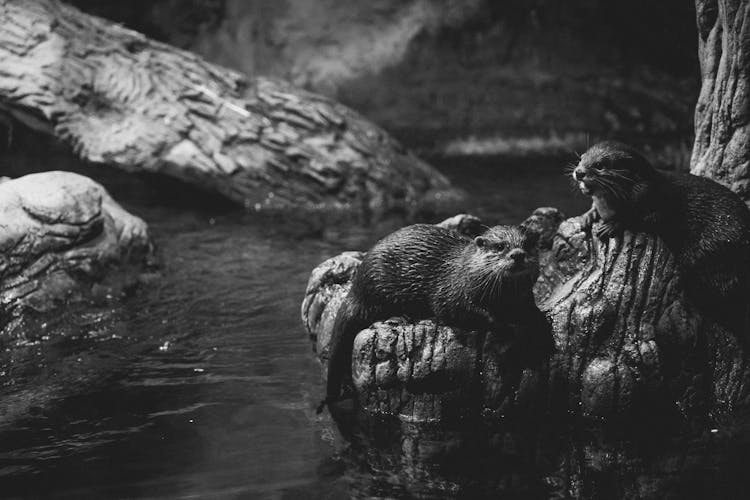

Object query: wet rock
[0,171,153,337]
[435,213,483,237]
[302,209,750,422]
[345,318,546,420]
[520,207,566,250]
[541,214,750,421]
[301,250,364,360]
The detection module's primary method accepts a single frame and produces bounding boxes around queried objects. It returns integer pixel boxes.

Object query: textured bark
[0,0,454,211]
[692,0,750,202]
[302,211,750,422]
[0,171,153,338]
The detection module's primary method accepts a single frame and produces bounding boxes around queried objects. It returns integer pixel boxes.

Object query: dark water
[5,153,739,499]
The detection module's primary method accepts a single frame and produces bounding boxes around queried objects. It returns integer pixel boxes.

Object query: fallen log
[0,0,455,211]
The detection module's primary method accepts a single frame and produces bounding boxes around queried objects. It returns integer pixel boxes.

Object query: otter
[317,224,552,413]
[572,141,750,336]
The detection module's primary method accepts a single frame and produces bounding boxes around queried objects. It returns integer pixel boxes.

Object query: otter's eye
[495,242,507,252]
[474,236,486,248]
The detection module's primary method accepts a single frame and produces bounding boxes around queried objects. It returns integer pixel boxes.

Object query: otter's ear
[474,236,486,248]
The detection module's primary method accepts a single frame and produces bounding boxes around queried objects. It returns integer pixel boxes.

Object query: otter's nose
[508,248,526,263]
[573,166,586,181]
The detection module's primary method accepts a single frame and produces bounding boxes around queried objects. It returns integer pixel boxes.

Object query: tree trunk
[692,0,750,202]
[0,0,454,211]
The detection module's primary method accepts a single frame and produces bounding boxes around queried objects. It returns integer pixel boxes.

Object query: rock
[0,171,154,337]
[348,318,544,420]
[302,209,750,422]
[519,207,566,249]
[436,213,484,237]
[541,214,749,421]
[301,250,364,359]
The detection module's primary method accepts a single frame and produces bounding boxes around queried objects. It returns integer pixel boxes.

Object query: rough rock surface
[0,0,456,212]
[540,214,748,422]
[0,171,153,337]
[302,210,750,422]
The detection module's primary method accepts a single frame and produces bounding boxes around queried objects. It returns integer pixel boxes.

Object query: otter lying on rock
[573,141,750,337]
[317,223,553,413]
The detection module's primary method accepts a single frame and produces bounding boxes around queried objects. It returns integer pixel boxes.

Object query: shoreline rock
[0,171,154,338]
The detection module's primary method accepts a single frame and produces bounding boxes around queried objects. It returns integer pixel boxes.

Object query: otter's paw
[594,221,623,240]
[582,208,600,228]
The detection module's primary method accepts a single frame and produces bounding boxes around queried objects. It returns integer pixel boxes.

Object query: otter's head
[572,141,656,199]
[463,225,539,302]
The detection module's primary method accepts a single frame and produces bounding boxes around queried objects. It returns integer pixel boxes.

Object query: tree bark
[692,0,750,202]
[0,0,454,211]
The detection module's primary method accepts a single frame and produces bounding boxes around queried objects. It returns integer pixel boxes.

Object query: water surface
[0,155,612,498]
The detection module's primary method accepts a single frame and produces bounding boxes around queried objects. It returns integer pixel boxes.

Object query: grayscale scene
[0,0,749,498]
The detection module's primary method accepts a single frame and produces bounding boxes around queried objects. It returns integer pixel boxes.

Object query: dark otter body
[319,224,552,412]
[573,141,750,336]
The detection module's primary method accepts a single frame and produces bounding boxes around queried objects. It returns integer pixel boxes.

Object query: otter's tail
[317,298,369,414]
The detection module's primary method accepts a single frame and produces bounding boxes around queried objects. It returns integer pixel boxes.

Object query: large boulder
[302,210,750,423]
[0,171,153,337]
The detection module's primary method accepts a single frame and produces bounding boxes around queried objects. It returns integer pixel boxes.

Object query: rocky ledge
[0,171,153,338]
[302,210,750,423]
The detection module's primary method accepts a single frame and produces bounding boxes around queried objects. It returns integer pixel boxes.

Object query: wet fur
[319,224,551,412]
[574,141,750,337]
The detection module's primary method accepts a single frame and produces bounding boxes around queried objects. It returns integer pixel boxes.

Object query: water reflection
[322,404,750,499]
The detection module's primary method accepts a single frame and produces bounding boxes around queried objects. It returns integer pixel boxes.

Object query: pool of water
[4,152,738,499]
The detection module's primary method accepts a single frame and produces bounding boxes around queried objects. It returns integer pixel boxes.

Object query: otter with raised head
[573,141,750,335]
[318,224,552,413]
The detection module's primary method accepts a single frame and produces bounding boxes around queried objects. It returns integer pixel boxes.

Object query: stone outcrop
[302,210,750,422]
[0,171,153,338]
